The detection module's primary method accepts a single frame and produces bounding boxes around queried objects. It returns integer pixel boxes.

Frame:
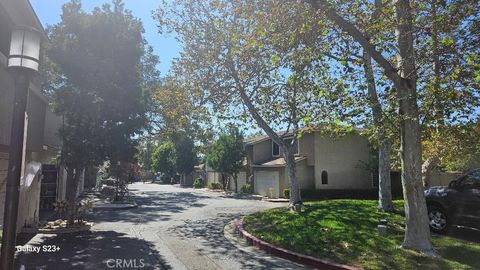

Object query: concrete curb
[262,198,289,202]
[223,219,309,269]
[237,218,360,270]
[93,202,137,210]
[22,223,93,234]
[93,202,138,210]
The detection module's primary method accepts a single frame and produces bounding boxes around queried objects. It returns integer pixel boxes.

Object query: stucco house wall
[314,133,371,189]
[252,139,272,164]
[298,132,315,166]
[274,160,314,198]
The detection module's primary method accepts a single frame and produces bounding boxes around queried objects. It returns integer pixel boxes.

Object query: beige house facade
[245,131,373,198]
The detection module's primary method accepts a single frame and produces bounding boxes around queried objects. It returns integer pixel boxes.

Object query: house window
[272,138,299,157]
[272,141,280,157]
[321,171,328,185]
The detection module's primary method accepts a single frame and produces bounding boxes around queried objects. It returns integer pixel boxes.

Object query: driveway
[16,183,306,269]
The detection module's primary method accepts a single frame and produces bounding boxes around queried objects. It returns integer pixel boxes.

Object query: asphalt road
[16,183,305,270]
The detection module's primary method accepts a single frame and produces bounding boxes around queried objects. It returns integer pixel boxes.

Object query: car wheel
[428,206,449,234]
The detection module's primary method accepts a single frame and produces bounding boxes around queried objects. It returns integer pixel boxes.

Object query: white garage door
[254,170,279,198]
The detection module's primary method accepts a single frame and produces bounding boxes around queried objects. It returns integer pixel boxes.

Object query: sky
[30,0,181,76]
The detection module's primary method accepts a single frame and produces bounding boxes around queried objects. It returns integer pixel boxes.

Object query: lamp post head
[7,26,41,74]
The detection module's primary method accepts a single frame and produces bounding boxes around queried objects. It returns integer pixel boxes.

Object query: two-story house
[244,130,373,198]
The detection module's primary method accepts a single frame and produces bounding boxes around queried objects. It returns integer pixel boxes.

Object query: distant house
[200,162,248,190]
[244,130,373,198]
[0,0,78,232]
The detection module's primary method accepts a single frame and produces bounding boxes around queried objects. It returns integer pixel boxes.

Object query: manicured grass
[243,200,480,270]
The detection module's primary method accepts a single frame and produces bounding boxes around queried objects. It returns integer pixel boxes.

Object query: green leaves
[151,131,197,177]
[151,141,176,177]
[207,126,245,176]
[46,0,157,168]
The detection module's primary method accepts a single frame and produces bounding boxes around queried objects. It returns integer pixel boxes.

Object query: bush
[209,182,222,190]
[241,184,253,194]
[193,178,204,188]
[283,189,290,199]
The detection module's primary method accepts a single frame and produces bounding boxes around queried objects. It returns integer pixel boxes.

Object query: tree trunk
[378,140,394,212]
[235,82,301,210]
[394,0,435,255]
[422,156,439,188]
[233,173,238,193]
[283,148,301,210]
[430,0,444,128]
[363,48,393,212]
[66,166,83,225]
[310,0,435,255]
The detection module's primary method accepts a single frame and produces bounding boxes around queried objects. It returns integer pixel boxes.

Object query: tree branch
[308,0,406,89]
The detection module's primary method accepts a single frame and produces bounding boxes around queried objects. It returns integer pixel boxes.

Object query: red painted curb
[237,218,361,270]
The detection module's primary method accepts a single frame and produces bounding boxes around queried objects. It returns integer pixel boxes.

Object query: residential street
[16,183,306,270]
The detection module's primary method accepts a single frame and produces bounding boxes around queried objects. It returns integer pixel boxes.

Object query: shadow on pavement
[15,230,172,270]
[168,213,302,270]
[91,191,209,224]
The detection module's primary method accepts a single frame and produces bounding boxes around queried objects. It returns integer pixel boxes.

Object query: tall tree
[151,141,176,181]
[308,0,435,254]
[171,131,197,181]
[207,126,246,193]
[45,0,157,223]
[155,0,328,209]
[151,76,214,154]
[415,0,479,185]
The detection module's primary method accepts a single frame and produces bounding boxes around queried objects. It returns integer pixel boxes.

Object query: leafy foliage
[423,122,480,171]
[207,126,246,180]
[44,0,157,223]
[193,178,204,189]
[150,131,197,179]
[241,184,253,194]
[244,200,479,270]
[209,182,222,190]
[151,141,176,179]
[171,131,197,175]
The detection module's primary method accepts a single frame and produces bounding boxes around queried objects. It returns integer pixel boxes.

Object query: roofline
[244,136,270,146]
[251,157,307,168]
[26,0,46,37]
[244,127,365,146]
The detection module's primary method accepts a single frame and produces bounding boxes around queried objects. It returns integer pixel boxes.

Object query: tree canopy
[207,126,246,192]
[44,0,158,223]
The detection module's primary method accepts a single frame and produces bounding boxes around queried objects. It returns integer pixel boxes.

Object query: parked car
[425,169,480,233]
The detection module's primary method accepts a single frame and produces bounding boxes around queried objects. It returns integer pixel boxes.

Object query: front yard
[243,200,480,270]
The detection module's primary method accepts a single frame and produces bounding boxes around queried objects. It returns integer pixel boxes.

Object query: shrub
[268,187,274,198]
[241,184,253,194]
[283,189,290,199]
[193,178,204,188]
[209,182,222,190]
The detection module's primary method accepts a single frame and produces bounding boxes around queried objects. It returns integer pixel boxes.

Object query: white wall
[430,170,463,187]
[314,133,371,189]
[17,162,42,232]
[228,171,247,191]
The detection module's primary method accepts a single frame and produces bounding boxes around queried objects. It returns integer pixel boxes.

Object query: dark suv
[424,169,480,233]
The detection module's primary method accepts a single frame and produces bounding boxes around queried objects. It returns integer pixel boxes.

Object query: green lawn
[243,200,480,270]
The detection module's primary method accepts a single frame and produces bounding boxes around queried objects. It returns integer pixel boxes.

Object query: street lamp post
[0,26,41,270]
